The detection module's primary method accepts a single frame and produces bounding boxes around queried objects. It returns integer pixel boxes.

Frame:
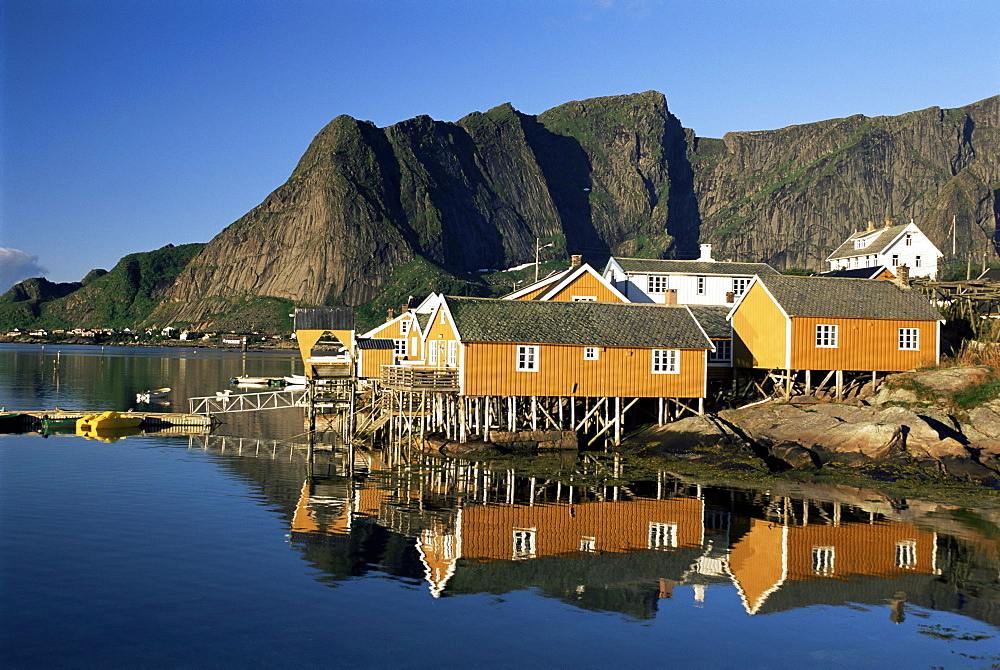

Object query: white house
[826,218,943,279]
[603,245,779,306]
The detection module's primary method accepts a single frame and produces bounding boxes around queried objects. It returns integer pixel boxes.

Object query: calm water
[1,343,998,668]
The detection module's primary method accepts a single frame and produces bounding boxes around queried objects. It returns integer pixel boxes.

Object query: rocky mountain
[7,92,999,332]
[689,95,1000,269]
[148,91,998,331]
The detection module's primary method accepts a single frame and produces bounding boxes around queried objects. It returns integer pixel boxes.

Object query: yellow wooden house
[729,275,942,374]
[439,296,713,400]
[504,262,629,303]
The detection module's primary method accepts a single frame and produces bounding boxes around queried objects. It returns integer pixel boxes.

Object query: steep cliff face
[151,92,694,328]
[688,96,1000,269]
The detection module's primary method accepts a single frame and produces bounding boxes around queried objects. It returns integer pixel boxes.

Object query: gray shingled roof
[446,297,712,349]
[414,312,432,332]
[356,338,395,350]
[614,257,779,276]
[826,224,909,261]
[755,275,942,320]
[815,266,892,279]
[686,305,732,339]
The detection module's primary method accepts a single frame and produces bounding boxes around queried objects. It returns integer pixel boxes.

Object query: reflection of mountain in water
[192,435,1000,626]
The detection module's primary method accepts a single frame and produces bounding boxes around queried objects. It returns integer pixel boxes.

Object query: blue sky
[2,0,997,290]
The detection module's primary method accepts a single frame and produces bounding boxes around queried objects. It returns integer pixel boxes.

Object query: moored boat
[41,416,80,429]
[0,412,26,432]
[76,411,143,432]
[136,388,171,403]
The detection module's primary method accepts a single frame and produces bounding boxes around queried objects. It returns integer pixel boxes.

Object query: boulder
[871,366,993,405]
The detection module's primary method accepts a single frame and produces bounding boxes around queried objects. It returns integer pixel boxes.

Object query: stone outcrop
[634,366,1000,485]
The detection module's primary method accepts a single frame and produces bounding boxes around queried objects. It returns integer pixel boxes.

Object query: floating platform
[3,410,212,431]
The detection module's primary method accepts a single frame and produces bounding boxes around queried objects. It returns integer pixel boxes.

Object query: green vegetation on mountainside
[1,243,205,331]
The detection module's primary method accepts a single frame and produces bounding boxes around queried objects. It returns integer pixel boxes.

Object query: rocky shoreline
[630,366,1000,490]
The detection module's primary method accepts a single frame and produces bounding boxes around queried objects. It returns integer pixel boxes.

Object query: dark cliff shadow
[668,128,704,260]
[518,113,610,265]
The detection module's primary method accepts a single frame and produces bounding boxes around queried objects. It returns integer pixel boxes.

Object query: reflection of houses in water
[196,434,997,626]
[727,508,937,615]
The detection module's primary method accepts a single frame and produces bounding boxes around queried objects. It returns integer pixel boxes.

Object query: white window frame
[512,528,536,560]
[732,277,751,297]
[905,233,913,246]
[447,340,457,366]
[583,346,599,361]
[411,336,419,358]
[572,295,597,302]
[815,324,838,348]
[696,276,706,295]
[891,254,899,267]
[428,340,438,365]
[812,546,835,575]
[651,349,680,374]
[895,540,917,569]
[393,338,408,357]
[579,536,596,553]
[898,328,919,350]
[516,345,539,372]
[648,522,678,550]
[708,339,731,362]
[400,319,411,336]
[915,255,922,268]
[647,275,668,294]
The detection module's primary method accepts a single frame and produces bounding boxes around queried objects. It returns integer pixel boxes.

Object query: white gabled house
[603,245,779,306]
[826,218,943,279]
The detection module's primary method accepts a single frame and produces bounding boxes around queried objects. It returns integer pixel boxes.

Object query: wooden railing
[380,365,458,390]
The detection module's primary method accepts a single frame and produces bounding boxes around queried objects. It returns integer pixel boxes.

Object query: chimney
[401,304,409,314]
[387,308,395,322]
[663,289,678,305]
[866,220,875,232]
[884,216,894,228]
[571,254,582,268]
[726,291,735,304]
[894,265,911,288]
[699,244,714,262]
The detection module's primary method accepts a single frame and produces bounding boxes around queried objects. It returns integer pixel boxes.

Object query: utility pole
[535,237,553,282]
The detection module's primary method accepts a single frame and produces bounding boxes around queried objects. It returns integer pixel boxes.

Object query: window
[732,277,751,297]
[516,345,539,372]
[447,340,457,366]
[648,275,668,293]
[572,295,597,302]
[891,254,899,267]
[648,522,678,550]
[411,336,419,358]
[812,546,835,575]
[428,341,438,365]
[815,324,838,348]
[393,338,407,357]
[898,328,919,350]
[579,537,596,553]
[915,255,922,268]
[905,233,913,246]
[651,349,680,374]
[854,238,866,249]
[400,319,411,335]
[895,540,917,569]
[709,340,732,362]
[512,529,536,560]
[583,346,599,360]
[696,276,706,295]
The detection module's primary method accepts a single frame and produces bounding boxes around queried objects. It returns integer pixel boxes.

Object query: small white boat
[284,375,308,385]
[216,389,233,397]
[136,387,171,403]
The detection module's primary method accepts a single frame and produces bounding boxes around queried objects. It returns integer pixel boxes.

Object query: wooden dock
[6,410,212,429]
